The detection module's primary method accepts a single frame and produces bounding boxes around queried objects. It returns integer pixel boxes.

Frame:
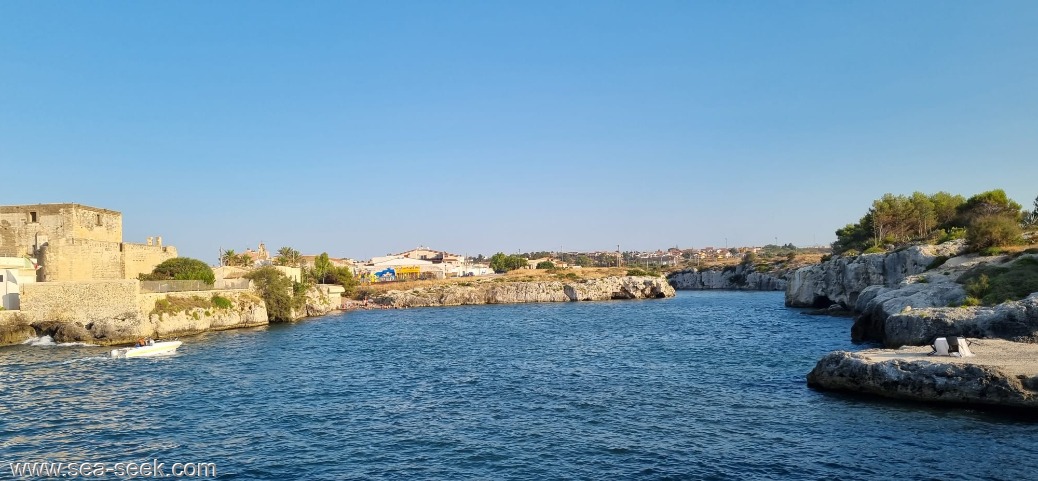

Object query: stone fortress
[0,203,176,282]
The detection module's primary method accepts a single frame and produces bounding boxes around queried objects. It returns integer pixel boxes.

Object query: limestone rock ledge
[882,294,1038,347]
[0,324,36,346]
[667,264,787,291]
[807,341,1038,409]
[374,276,676,308]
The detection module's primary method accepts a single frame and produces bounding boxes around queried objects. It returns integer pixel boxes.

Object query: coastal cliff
[804,248,1038,410]
[667,264,786,291]
[373,276,675,308]
[785,241,967,309]
[807,341,1038,409]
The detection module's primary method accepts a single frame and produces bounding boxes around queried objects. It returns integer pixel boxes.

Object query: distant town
[219,242,830,285]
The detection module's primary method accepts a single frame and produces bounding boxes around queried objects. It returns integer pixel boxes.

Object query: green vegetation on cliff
[151,294,235,318]
[959,256,1038,306]
[246,266,307,322]
[834,189,1028,254]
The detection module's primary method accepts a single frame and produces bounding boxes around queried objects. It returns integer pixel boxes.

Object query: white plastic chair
[932,337,949,356]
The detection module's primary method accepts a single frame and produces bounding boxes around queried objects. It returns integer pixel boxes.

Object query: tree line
[833,189,1036,254]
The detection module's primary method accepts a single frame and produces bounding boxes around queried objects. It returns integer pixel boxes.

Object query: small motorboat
[110,340,182,358]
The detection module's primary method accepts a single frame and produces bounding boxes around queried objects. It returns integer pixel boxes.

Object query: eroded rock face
[807,350,1038,409]
[668,265,786,291]
[297,286,337,319]
[785,241,966,308]
[373,276,676,308]
[851,279,967,344]
[882,294,1038,347]
[0,324,35,346]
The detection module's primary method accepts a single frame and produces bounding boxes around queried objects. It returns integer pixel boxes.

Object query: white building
[1,257,38,310]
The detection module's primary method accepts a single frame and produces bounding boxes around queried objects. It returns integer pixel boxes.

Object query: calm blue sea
[2,291,1036,480]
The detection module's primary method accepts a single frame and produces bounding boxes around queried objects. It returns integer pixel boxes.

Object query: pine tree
[1026,195,1038,227]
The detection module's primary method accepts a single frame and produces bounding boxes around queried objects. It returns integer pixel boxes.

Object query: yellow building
[0,203,177,282]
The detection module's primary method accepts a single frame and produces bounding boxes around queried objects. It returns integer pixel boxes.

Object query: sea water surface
[2,291,1036,480]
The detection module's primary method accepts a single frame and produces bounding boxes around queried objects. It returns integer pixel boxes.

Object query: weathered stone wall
[37,239,126,281]
[122,243,178,280]
[0,204,122,258]
[18,281,268,345]
[20,280,141,323]
[0,204,172,283]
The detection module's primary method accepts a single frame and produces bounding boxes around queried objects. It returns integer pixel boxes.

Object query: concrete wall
[20,280,140,323]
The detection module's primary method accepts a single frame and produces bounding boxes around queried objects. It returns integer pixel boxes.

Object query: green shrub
[936,227,967,244]
[967,215,1023,251]
[842,249,860,257]
[965,274,990,300]
[211,295,233,309]
[961,296,982,307]
[246,266,306,322]
[626,268,650,276]
[979,247,1004,256]
[863,246,886,254]
[535,261,555,269]
[140,257,215,284]
[150,296,213,317]
[916,276,929,283]
[927,256,949,270]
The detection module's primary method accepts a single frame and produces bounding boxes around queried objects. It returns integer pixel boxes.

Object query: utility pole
[617,244,621,268]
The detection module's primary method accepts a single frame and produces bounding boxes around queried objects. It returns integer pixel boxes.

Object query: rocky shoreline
[371,276,675,308]
[0,283,339,347]
[807,341,1038,409]
[792,240,1038,409]
[2,276,674,347]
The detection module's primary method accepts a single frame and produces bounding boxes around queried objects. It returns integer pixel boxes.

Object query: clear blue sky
[3,1,1036,262]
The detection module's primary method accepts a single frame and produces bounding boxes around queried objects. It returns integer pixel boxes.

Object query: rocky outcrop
[851,276,967,344]
[374,276,675,308]
[667,264,786,291]
[850,252,1037,345]
[807,345,1038,409]
[785,241,966,308]
[294,286,338,319]
[881,294,1038,347]
[0,324,35,346]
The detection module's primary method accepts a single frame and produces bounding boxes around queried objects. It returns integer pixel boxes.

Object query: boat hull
[111,341,182,359]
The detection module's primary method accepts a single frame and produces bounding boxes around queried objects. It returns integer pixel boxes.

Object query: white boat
[110,340,182,358]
